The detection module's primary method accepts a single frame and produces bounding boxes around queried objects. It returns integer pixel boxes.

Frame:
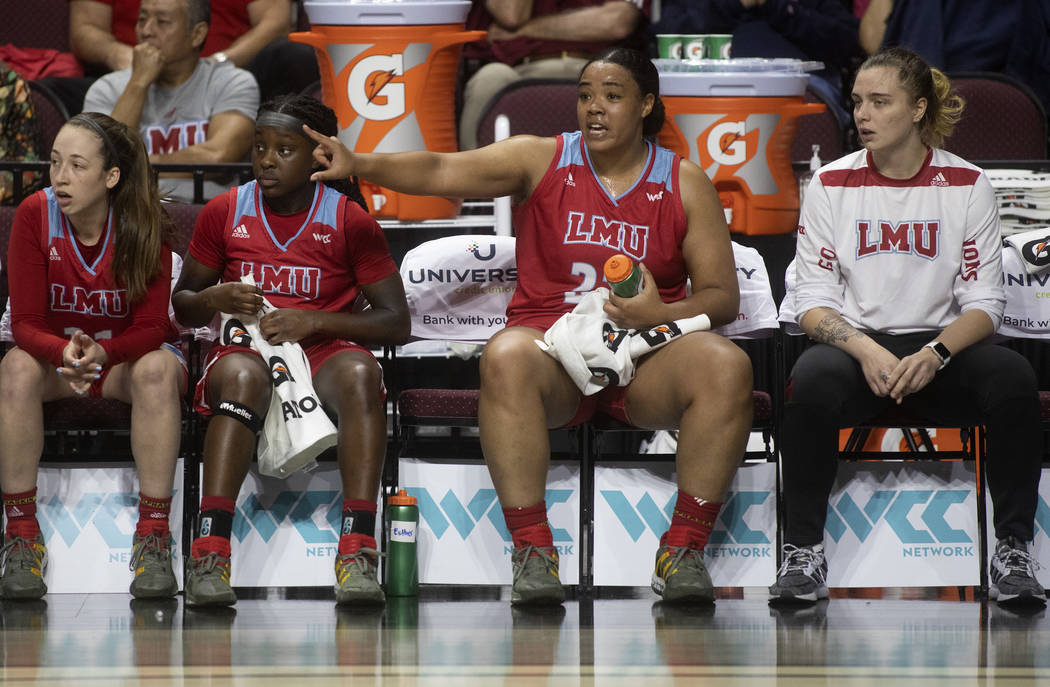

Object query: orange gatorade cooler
[291,1,484,220]
[655,59,826,235]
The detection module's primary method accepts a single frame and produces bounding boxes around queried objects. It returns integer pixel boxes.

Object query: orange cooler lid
[603,254,634,283]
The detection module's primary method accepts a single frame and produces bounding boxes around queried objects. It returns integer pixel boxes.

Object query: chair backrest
[399,234,517,343]
[476,79,579,149]
[0,0,70,50]
[791,87,849,163]
[163,202,205,259]
[943,72,1048,160]
[27,80,70,156]
[715,242,781,340]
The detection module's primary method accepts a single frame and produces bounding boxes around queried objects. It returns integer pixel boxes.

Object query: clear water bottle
[385,489,418,596]
[604,254,642,298]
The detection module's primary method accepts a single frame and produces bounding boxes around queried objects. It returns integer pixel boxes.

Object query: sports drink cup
[656,34,684,59]
[604,254,642,298]
[703,34,733,60]
[385,489,419,596]
[682,35,706,61]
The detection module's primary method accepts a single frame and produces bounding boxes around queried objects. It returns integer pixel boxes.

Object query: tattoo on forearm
[812,314,866,345]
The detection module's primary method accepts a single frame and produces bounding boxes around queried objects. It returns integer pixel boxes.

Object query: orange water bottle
[604,254,642,298]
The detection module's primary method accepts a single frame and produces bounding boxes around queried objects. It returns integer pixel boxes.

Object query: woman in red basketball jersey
[172,95,409,608]
[0,112,185,600]
[309,47,754,605]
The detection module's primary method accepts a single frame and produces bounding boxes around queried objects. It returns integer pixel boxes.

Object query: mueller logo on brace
[601,490,772,556]
[269,356,295,386]
[50,285,128,318]
[825,489,975,556]
[563,211,650,260]
[239,263,321,299]
[408,488,573,546]
[348,54,405,121]
[855,220,941,260]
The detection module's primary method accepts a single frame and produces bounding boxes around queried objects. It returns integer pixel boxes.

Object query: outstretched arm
[306,126,554,204]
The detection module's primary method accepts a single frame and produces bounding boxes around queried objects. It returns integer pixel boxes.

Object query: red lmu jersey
[38,188,134,340]
[189,181,397,316]
[508,131,688,330]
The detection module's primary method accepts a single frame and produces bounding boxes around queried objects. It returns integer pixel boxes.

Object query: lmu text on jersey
[563,211,650,261]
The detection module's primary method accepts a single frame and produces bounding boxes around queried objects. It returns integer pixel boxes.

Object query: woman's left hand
[58,331,108,395]
[602,263,667,330]
[884,348,940,403]
[259,309,317,345]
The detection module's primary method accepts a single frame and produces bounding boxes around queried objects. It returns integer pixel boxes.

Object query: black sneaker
[768,543,829,604]
[989,537,1046,606]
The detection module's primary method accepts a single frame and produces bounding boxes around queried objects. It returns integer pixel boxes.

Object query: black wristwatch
[923,341,951,370]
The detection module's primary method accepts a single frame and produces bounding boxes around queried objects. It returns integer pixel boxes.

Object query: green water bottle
[385,490,419,596]
[604,254,642,297]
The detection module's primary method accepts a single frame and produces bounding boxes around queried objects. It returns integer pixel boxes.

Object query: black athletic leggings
[781,332,1043,546]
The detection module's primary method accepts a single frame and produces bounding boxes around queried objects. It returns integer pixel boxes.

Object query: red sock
[137,493,172,536]
[3,488,39,538]
[339,533,378,555]
[664,490,722,551]
[502,501,552,549]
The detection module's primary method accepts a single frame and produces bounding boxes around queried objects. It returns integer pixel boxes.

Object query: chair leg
[578,424,595,596]
[974,427,990,599]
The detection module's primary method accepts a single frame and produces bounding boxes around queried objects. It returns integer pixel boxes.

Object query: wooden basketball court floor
[1,586,1048,685]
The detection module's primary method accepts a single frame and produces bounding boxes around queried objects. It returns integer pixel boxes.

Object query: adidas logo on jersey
[313,232,332,244]
[931,172,949,187]
[565,172,576,187]
[49,246,61,261]
[232,224,250,239]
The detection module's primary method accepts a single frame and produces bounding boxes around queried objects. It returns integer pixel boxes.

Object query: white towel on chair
[535,287,711,395]
[219,276,337,478]
[1003,227,1050,275]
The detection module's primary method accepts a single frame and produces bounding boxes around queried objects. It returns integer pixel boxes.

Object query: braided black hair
[257,94,369,211]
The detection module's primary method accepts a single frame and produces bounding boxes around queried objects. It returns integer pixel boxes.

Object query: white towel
[535,287,711,395]
[219,276,337,478]
[1003,227,1050,275]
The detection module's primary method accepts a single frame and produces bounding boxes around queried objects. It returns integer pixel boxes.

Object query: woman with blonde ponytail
[0,112,186,601]
[773,47,1047,607]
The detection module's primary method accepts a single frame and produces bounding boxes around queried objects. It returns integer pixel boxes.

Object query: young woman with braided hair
[173,94,409,607]
[0,112,186,600]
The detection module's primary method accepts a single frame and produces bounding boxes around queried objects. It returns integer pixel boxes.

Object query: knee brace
[213,400,264,434]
